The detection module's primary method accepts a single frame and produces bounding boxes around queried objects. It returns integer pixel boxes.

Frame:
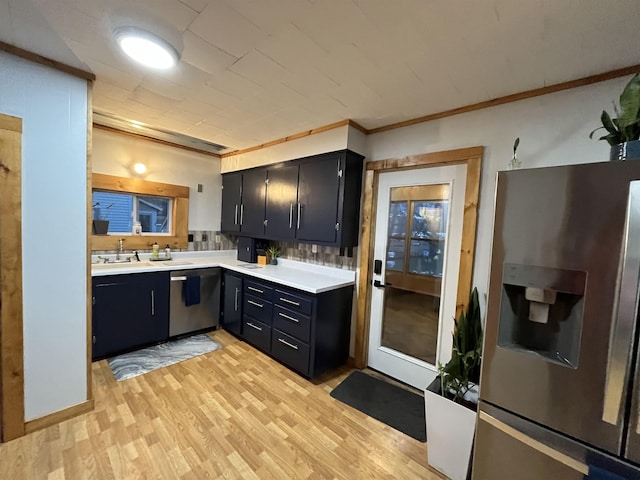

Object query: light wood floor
[0,330,444,479]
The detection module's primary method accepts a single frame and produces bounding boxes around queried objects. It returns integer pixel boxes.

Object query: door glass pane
[380,185,450,367]
[381,287,440,364]
[412,201,447,239]
[388,201,407,237]
[409,239,444,275]
[386,238,405,271]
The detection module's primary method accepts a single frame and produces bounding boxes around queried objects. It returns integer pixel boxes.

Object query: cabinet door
[265,164,298,239]
[222,273,243,335]
[296,155,341,243]
[92,272,169,359]
[240,168,266,237]
[221,172,242,233]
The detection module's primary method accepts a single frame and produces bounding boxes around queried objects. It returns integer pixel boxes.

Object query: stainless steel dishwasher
[169,268,221,337]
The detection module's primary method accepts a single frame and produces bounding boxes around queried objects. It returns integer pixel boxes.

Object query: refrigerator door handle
[479,411,589,475]
[603,181,640,425]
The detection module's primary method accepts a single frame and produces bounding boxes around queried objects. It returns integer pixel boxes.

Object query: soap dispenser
[152,242,159,259]
[164,244,171,259]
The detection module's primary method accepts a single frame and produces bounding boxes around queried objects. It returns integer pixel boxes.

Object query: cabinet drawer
[242,317,271,352]
[244,280,273,301]
[244,294,272,323]
[272,305,311,343]
[271,330,310,375]
[274,289,313,316]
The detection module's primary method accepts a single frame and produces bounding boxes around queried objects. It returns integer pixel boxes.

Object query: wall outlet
[215,234,221,243]
[197,183,203,192]
[201,234,208,241]
[311,244,318,253]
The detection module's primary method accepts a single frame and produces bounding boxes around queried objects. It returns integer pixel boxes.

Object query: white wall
[221,124,352,173]
[366,77,627,307]
[0,51,88,420]
[92,129,222,231]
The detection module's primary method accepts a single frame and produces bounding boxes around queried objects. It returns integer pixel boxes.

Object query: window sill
[92,234,188,251]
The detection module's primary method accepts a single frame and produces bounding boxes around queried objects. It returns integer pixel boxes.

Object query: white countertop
[91,250,356,294]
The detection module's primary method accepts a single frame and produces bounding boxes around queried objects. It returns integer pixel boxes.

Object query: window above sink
[92,173,189,252]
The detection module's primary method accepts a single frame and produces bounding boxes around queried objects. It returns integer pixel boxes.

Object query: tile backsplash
[220,234,357,271]
[95,230,357,271]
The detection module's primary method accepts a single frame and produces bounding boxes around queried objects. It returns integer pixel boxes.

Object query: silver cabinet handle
[278,312,299,323]
[92,335,96,344]
[289,203,293,229]
[279,297,300,307]
[151,289,155,316]
[234,204,238,225]
[278,338,299,350]
[247,299,263,308]
[240,204,244,225]
[246,322,262,332]
[234,287,239,311]
[170,276,188,282]
[248,286,263,294]
[297,203,301,229]
[603,180,640,425]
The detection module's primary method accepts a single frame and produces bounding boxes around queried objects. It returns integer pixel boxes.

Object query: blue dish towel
[588,466,627,480]
[183,276,201,306]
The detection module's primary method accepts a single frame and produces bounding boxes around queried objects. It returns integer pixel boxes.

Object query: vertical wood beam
[0,113,25,441]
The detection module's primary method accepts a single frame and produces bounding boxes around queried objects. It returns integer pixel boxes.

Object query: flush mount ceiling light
[133,163,147,174]
[114,26,179,69]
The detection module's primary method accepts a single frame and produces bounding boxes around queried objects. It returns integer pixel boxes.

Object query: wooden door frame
[0,113,25,441]
[354,146,483,369]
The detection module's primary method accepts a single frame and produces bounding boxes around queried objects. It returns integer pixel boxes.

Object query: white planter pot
[424,381,477,480]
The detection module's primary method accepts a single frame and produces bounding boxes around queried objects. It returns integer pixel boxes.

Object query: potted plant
[589,73,640,161]
[267,246,281,265]
[424,287,483,480]
[92,202,113,235]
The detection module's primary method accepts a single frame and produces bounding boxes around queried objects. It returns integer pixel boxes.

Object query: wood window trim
[354,146,483,369]
[0,113,25,441]
[91,173,189,251]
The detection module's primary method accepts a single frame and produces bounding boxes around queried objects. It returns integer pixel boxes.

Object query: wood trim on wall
[0,113,25,441]
[0,41,95,81]
[221,119,367,158]
[24,399,94,434]
[368,64,640,135]
[91,173,190,251]
[354,147,483,369]
[93,124,222,159]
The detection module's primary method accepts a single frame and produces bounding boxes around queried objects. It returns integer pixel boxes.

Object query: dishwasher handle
[171,276,188,281]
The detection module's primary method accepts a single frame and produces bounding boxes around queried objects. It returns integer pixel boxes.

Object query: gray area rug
[108,334,221,381]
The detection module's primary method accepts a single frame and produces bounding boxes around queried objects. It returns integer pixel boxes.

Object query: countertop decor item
[425,287,482,480]
[267,246,281,265]
[590,73,640,161]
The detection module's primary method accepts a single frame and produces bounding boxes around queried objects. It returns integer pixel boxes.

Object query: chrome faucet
[116,238,125,260]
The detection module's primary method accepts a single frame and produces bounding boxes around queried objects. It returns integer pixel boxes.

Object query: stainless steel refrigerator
[473,161,640,479]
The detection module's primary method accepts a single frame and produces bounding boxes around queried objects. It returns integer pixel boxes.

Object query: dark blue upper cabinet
[221,172,242,233]
[239,168,266,237]
[296,154,341,244]
[220,149,364,247]
[265,163,299,239]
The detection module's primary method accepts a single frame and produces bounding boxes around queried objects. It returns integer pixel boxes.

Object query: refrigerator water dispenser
[497,264,586,368]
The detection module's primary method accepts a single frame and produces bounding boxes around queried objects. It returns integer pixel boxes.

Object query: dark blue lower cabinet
[221,272,243,335]
[228,273,353,378]
[92,271,169,360]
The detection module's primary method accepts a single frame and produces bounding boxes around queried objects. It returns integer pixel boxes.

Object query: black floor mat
[330,370,426,442]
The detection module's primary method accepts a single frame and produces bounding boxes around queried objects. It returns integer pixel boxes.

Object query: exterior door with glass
[368,165,466,390]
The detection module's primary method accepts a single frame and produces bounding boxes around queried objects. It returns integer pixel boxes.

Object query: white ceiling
[2,0,640,154]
